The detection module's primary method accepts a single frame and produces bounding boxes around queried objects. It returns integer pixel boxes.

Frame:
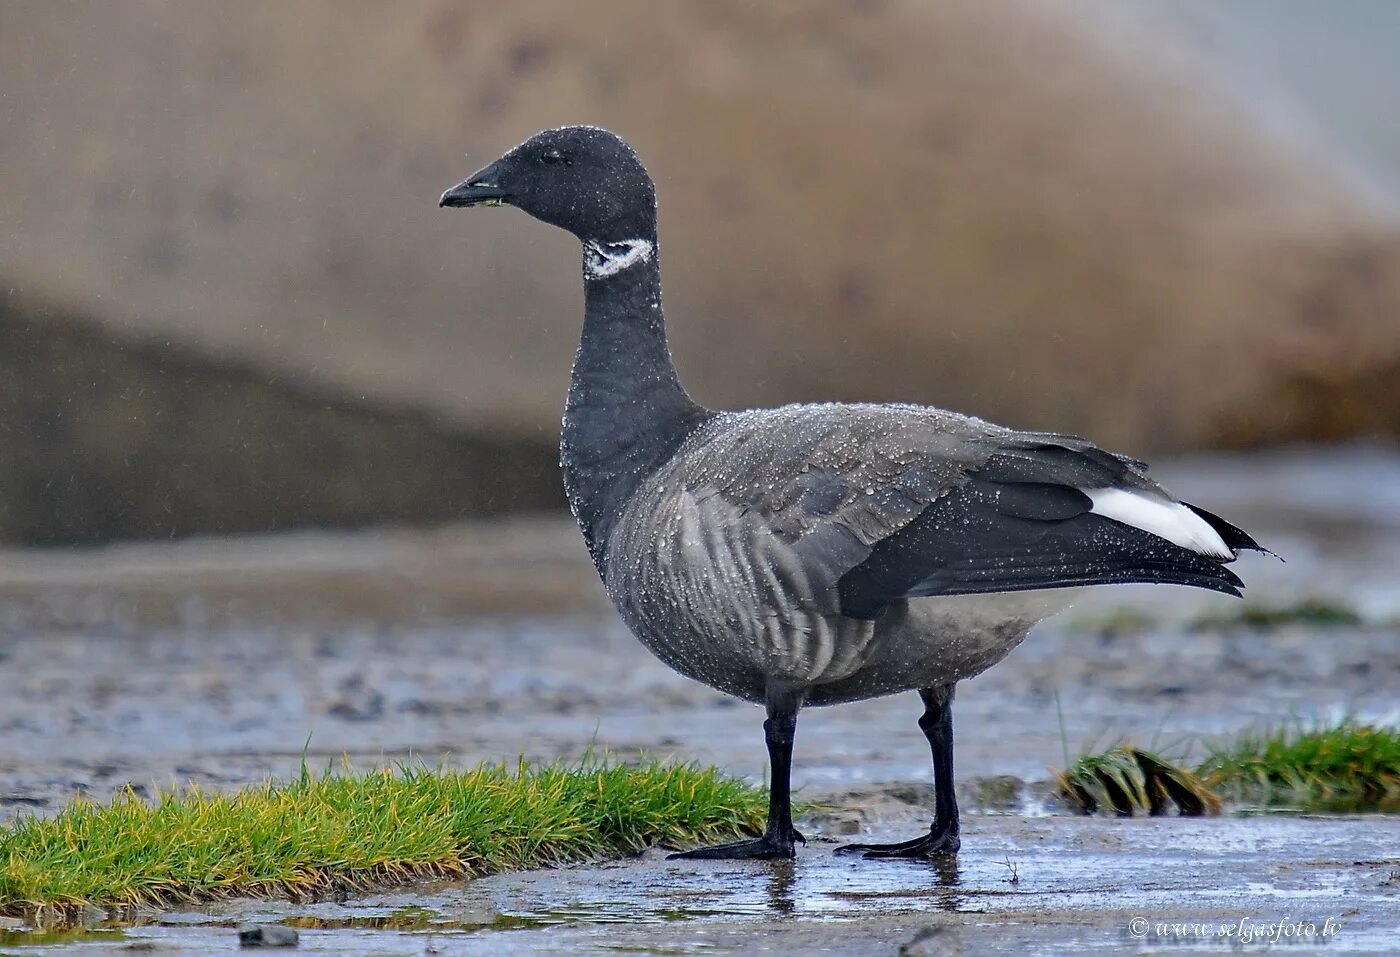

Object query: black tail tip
[1183,502,1278,562]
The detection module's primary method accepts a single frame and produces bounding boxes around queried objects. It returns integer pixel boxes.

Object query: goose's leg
[837,683,960,858]
[669,692,804,860]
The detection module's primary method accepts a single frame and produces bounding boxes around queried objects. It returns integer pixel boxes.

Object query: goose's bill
[439,179,510,208]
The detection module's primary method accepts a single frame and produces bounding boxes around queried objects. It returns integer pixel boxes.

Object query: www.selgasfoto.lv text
[1125,915,1341,945]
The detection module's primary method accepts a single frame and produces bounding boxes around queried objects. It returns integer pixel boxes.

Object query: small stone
[900,925,962,957]
[238,924,299,947]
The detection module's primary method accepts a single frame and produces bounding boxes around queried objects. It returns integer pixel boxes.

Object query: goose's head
[440,126,655,243]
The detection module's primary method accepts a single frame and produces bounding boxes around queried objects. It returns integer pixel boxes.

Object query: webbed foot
[668,828,805,860]
[835,826,959,859]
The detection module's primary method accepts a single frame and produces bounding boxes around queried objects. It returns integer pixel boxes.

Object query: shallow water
[0,445,1397,953]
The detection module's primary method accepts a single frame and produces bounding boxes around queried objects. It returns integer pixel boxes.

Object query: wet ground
[0,444,1398,954]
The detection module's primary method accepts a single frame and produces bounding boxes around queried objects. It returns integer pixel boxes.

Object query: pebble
[238,924,299,947]
[900,925,963,956]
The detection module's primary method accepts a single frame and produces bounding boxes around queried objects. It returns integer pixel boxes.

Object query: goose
[439,126,1265,860]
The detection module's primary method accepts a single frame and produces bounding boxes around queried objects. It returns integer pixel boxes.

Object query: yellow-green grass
[1054,745,1222,817]
[1198,718,1400,812]
[0,760,766,919]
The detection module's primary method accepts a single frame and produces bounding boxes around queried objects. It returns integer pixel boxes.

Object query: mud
[0,447,1398,953]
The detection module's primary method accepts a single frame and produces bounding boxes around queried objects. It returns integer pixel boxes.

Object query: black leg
[669,691,805,860]
[837,683,961,859]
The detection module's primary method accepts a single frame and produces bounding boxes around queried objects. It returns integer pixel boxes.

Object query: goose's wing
[691,405,1263,621]
[832,433,1264,618]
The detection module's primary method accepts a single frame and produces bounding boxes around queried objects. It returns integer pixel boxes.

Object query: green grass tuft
[1055,745,1222,817]
[0,759,766,920]
[1198,718,1400,812]
[1190,599,1363,632]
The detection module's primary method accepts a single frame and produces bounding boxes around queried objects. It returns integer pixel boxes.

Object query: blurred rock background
[2,0,1398,544]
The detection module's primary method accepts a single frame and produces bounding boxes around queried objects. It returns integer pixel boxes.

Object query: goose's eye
[540,149,568,167]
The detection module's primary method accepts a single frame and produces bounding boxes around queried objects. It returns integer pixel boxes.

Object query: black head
[439,126,656,242]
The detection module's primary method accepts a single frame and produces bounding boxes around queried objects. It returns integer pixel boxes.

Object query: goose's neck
[562,233,708,565]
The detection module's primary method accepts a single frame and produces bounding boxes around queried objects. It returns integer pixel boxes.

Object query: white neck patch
[584,238,654,280]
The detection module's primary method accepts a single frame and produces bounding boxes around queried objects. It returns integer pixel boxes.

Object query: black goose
[440,127,1265,860]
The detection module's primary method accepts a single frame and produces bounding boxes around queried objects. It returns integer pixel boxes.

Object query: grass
[1056,719,1400,815]
[1069,598,1367,637]
[1054,745,1222,817]
[0,758,766,919]
[1198,718,1400,813]
[1190,599,1364,631]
